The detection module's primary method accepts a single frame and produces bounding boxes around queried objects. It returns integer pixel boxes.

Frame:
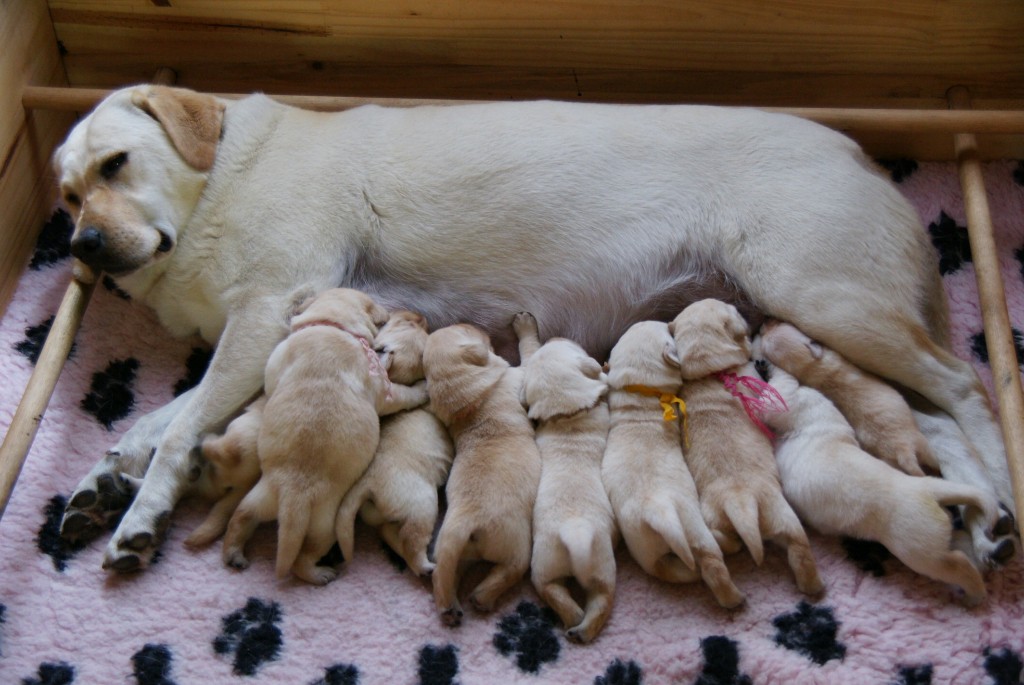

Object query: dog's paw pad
[989,538,1016,567]
[493,601,561,674]
[993,508,1016,537]
[104,553,141,572]
[511,312,538,334]
[225,552,250,570]
[440,607,463,627]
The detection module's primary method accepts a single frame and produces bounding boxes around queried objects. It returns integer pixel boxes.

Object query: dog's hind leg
[536,579,585,634]
[289,500,341,585]
[222,479,278,571]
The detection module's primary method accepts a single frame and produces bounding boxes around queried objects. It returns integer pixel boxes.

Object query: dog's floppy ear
[131,86,224,171]
[525,354,608,422]
[459,338,492,367]
[367,301,390,328]
[662,341,681,369]
[805,340,824,360]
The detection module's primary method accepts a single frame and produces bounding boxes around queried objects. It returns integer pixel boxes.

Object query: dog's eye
[100,152,128,179]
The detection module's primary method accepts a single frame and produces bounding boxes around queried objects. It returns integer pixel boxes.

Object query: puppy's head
[54,85,225,278]
[755,319,824,377]
[374,309,430,384]
[290,288,389,340]
[423,323,507,423]
[669,299,751,379]
[521,338,608,421]
[606,320,681,390]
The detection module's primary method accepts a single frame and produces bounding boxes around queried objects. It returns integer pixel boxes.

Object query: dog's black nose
[70,227,104,259]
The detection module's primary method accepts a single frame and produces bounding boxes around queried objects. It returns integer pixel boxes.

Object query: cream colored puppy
[762,364,999,605]
[756,319,935,476]
[424,323,542,626]
[515,313,618,643]
[335,310,454,576]
[182,395,266,548]
[603,320,744,608]
[221,289,428,584]
[670,300,822,595]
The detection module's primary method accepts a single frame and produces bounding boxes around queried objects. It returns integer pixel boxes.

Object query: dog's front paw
[511,311,538,337]
[61,465,137,543]
[101,507,172,572]
[440,606,463,627]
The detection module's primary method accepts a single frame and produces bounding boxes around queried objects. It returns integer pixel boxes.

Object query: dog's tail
[643,503,696,571]
[926,477,999,524]
[334,480,372,565]
[275,489,314,579]
[722,497,765,565]
[560,518,599,585]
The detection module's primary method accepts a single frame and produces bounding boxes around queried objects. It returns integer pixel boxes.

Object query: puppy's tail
[334,480,372,565]
[559,518,599,586]
[927,477,999,525]
[723,498,765,566]
[643,504,696,571]
[275,490,313,579]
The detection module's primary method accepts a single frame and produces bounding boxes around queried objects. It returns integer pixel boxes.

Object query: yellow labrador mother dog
[53,84,1010,571]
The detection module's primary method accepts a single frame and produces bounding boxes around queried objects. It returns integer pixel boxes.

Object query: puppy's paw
[440,606,463,627]
[224,549,250,571]
[511,312,538,337]
[61,463,137,543]
[102,507,172,572]
[293,564,339,586]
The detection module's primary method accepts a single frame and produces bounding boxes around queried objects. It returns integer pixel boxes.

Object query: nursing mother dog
[52,85,1011,572]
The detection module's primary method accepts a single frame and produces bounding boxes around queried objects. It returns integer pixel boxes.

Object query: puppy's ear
[459,339,491,367]
[662,341,681,369]
[131,86,224,171]
[806,340,824,360]
[368,302,390,328]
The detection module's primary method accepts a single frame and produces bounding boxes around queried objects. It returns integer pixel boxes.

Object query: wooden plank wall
[1,1,75,317]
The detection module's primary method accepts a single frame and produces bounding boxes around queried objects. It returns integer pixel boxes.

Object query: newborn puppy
[516,313,618,644]
[756,319,935,476]
[763,364,998,605]
[182,395,266,548]
[424,322,542,625]
[335,310,454,576]
[603,320,744,608]
[221,288,428,584]
[671,300,822,595]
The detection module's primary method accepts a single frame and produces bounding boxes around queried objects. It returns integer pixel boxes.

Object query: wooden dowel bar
[21,85,1024,134]
[948,86,1024,530]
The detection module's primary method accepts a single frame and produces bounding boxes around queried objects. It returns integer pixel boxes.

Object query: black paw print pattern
[20,662,75,685]
[876,158,919,183]
[984,647,1023,685]
[970,329,1024,367]
[132,644,176,685]
[417,644,459,685]
[310,663,359,685]
[81,358,139,429]
[172,347,212,397]
[29,209,73,270]
[928,211,973,275]
[14,317,75,366]
[493,601,561,674]
[213,597,284,676]
[695,636,752,685]
[36,495,86,572]
[841,537,892,577]
[771,601,846,666]
[1013,160,1024,186]
[594,658,642,685]
[892,663,933,685]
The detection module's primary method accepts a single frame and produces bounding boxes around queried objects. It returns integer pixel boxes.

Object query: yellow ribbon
[623,384,691,448]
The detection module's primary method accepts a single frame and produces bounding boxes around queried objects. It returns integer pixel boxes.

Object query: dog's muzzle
[70,227,105,262]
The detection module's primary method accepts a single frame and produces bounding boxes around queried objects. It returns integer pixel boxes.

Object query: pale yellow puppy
[670,299,822,595]
[424,322,542,626]
[221,289,428,584]
[516,313,618,644]
[603,320,744,609]
[335,310,454,576]
[762,364,999,606]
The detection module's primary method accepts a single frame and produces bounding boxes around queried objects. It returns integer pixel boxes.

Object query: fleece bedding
[0,160,1022,685]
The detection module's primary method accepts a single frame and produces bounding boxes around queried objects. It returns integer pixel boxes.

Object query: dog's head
[290,288,390,340]
[373,309,430,384]
[53,85,225,278]
[606,320,681,390]
[521,338,608,421]
[669,299,751,379]
[422,323,508,423]
[754,319,824,377]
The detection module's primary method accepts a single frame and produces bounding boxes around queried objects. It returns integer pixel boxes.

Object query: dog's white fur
[670,300,822,595]
[220,288,427,584]
[52,85,1010,570]
[334,310,454,576]
[515,313,618,643]
[762,365,998,605]
[603,320,744,608]
[423,323,541,625]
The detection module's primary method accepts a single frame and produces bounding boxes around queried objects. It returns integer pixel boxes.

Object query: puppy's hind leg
[763,492,824,595]
[432,518,473,626]
[535,578,585,635]
[289,500,341,585]
[222,479,277,571]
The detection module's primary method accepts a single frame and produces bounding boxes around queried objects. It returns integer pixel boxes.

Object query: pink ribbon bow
[715,371,787,441]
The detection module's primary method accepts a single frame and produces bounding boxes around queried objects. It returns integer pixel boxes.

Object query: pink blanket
[0,161,1022,685]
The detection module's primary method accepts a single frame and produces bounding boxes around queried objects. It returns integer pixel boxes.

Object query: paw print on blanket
[771,601,846,666]
[14,317,75,366]
[172,347,212,397]
[20,661,75,685]
[310,663,359,685]
[132,644,176,685]
[928,211,972,275]
[841,537,892,577]
[876,158,919,183]
[36,495,87,571]
[695,636,752,685]
[970,329,1024,367]
[892,663,933,685]
[417,644,459,685]
[29,209,73,270]
[594,658,643,685]
[213,598,284,676]
[492,601,560,674]
[984,647,1023,685]
[81,358,139,429]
